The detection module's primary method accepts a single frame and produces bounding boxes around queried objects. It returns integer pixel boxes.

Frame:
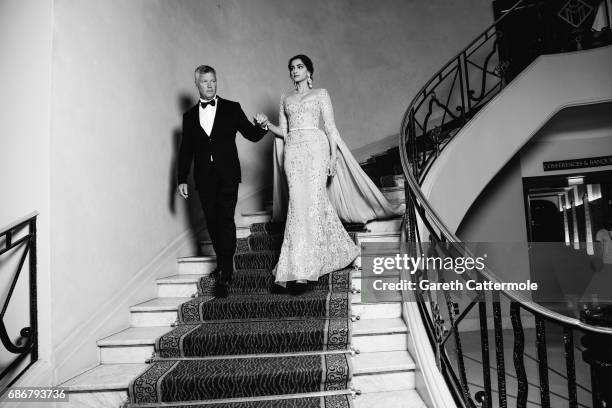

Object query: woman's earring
[307,75,313,89]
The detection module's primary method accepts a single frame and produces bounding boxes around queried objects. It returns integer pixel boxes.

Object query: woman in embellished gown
[261,54,403,287]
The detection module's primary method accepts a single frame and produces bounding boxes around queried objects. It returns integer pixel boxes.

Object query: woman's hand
[177,183,189,199]
[254,113,269,129]
[327,154,338,177]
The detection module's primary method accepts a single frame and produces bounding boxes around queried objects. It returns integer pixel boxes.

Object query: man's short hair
[195,65,216,77]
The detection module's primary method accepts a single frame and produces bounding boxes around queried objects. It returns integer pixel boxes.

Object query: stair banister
[396,0,612,406]
[0,211,39,391]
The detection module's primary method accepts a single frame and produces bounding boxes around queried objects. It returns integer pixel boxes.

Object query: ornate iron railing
[0,212,38,389]
[398,1,612,407]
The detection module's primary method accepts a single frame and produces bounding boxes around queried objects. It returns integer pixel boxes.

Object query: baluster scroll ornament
[0,212,38,389]
[494,60,510,80]
[432,302,448,345]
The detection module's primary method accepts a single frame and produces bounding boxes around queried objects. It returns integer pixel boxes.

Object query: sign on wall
[543,155,612,171]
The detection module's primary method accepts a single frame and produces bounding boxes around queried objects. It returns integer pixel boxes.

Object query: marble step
[62,364,420,407]
[242,209,272,216]
[354,231,401,269]
[99,335,407,364]
[199,217,399,251]
[61,363,148,392]
[97,326,171,364]
[365,218,402,233]
[61,363,146,408]
[351,267,400,279]
[156,274,201,297]
[351,268,402,289]
[66,352,414,392]
[352,318,408,353]
[352,275,403,298]
[98,317,408,364]
[157,272,385,298]
[198,240,215,256]
[352,301,402,319]
[352,350,415,375]
[130,296,402,327]
[239,210,272,225]
[157,274,368,301]
[175,264,396,281]
[177,256,216,275]
[379,174,405,188]
[130,297,190,327]
[353,332,407,354]
[236,225,251,238]
[354,390,425,407]
[381,186,405,202]
[60,390,129,408]
[352,371,416,394]
[356,231,401,244]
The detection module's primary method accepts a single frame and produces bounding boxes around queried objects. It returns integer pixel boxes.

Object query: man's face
[195,72,217,100]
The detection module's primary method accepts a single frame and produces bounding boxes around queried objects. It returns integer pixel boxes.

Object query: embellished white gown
[272,89,402,285]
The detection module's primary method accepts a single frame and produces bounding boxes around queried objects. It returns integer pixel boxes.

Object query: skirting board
[4,361,53,407]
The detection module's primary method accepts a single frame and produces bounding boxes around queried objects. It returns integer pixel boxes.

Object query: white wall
[45,0,495,382]
[457,156,531,283]
[521,102,612,178]
[456,104,612,290]
[0,0,54,387]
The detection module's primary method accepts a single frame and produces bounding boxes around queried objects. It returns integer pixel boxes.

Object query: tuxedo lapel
[191,104,209,138]
[209,97,223,139]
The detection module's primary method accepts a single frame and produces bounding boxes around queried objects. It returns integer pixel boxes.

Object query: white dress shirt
[199,96,218,136]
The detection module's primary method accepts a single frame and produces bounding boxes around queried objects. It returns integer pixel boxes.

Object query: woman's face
[289,59,309,83]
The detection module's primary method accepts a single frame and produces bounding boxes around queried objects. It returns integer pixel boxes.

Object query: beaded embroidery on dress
[272,97,404,224]
[272,89,360,286]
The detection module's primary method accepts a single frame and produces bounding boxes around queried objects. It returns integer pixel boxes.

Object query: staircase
[59,169,425,408]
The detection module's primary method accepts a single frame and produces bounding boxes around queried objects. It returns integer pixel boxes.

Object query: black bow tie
[200,99,216,109]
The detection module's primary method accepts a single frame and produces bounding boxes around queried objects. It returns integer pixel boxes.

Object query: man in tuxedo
[177,65,268,296]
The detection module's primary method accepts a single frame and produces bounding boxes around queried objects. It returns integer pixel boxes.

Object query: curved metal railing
[397,1,612,407]
[0,212,39,391]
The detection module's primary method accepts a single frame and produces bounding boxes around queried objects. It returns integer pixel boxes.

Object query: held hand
[178,183,189,199]
[327,155,338,177]
[254,113,269,129]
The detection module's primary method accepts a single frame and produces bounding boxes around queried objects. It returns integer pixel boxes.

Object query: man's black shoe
[214,281,229,298]
[288,281,308,296]
[219,270,234,286]
[210,266,221,278]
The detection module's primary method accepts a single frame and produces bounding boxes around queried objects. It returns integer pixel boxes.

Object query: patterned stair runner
[127,222,361,407]
[198,269,350,295]
[126,394,353,408]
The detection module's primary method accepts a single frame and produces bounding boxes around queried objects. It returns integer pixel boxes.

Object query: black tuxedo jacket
[177,97,267,188]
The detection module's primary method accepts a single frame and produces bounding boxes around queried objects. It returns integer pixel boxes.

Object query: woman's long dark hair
[288,54,314,79]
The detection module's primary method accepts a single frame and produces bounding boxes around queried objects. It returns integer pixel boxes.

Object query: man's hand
[254,113,269,129]
[178,183,189,199]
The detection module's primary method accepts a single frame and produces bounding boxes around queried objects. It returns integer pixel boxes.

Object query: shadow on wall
[168,93,207,245]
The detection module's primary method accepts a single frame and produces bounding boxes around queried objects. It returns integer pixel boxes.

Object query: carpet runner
[127,221,361,407]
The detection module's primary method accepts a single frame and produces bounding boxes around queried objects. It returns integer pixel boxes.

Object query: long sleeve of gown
[320,89,405,223]
[320,89,340,150]
[273,94,289,221]
[278,94,288,139]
